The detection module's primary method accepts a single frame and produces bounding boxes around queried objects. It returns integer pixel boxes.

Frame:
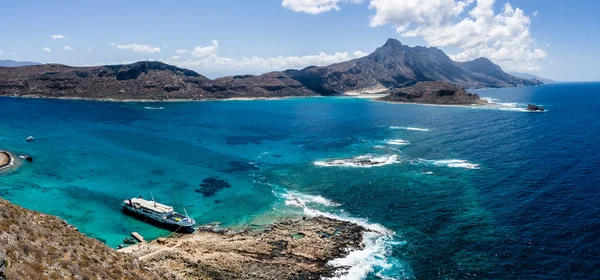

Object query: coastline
[374,98,489,107]
[0,151,14,171]
[117,216,367,279]
[1,93,491,107]
[0,94,320,103]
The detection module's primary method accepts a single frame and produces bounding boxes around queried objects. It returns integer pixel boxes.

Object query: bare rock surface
[121,216,366,279]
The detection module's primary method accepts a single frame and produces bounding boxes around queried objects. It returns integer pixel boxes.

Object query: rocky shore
[121,216,365,279]
[0,151,13,170]
[0,197,368,279]
[379,81,488,105]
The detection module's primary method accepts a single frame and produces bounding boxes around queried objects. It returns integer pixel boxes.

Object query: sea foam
[386,139,410,146]
[276,190,409,279]
[479,97,547,112]
[430,159,480,169]
[390,126,430,131]
[144,106,164,110]
[314,155,399,168]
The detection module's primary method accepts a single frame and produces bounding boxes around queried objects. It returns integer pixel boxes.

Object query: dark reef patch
[195,177,231,197]
[221,161,259,173]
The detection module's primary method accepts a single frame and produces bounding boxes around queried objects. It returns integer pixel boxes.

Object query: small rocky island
[0,198,367,279]
[379,81,488,105]
[526,104,545,111]
[0,151,13,170]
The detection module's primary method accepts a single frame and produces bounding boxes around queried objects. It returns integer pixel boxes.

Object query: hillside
[0,39,542,101]
[0,198,163,279]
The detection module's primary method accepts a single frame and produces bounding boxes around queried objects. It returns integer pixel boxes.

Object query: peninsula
[0,198,367,279]
[379,81,488,105]
[0,39,541,105]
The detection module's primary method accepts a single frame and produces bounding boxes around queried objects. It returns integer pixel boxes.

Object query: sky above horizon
[1,0,598,81]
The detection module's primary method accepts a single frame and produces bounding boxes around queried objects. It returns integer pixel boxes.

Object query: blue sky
[0,0,598,81]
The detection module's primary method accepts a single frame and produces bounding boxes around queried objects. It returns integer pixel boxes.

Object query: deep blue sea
[1,83,599,279]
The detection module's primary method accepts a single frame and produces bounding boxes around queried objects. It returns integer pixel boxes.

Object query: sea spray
[272,188,411,279]
[413,159,480,169]
[390,126,430,132]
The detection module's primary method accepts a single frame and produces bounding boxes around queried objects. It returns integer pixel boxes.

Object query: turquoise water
[1,83,599,279]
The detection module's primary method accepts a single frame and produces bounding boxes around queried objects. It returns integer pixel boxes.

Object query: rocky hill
[379,81,487,105]
[0,39,541,101]
[0,197,368,279]
[0,198,164,279]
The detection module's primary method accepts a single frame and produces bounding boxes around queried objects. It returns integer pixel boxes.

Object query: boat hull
[121,204,195,233]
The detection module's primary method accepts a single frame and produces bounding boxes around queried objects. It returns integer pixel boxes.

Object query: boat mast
[150,192,156,207]
[184,207,190,221]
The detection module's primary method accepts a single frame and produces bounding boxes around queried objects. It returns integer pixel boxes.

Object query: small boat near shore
[122,194,196,231]
[26,136,34,142]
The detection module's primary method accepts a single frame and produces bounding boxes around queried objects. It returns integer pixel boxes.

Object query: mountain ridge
[0,39,541,101]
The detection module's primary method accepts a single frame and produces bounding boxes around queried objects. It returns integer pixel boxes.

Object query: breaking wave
[386,139,410,146]
[273,188,410,279]
[144,106,164,110]
[413,159,480,169]
[430,159,479,169]
[390,126,430,131]
[314,155,399,168]
[479,97,547,112]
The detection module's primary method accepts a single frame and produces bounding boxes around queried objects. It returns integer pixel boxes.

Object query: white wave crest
[479,97,547,112]
[431,159,480,169]
[144,106,164,110]
[386,139,410,146]
[314,155,399,168]
[282,191,341,208]
[277,190,407,279]
[390,126,430,131]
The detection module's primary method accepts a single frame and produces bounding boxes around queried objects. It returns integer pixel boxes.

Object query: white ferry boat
[122,195,195,230]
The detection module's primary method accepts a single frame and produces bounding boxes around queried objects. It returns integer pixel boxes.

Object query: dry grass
[0,198,164,279]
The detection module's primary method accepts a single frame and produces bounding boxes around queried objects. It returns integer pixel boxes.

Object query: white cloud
[282,0,361,14]
[114,43,161,53]
[52,34,65,40]
[353,50,368,57]
[0,50,3,55]
[533,10,538,16]
[368,0,547,72]
[166,40,361,75]
[175,40,219,57]
[63,46,73,51]
[42,47,51,52]
[87,47,92,51]
[109,42,116,46]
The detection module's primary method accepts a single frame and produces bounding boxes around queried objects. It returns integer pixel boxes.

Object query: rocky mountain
[282,39,540,94]
[0,59,40,67]
[0,39,541,101]
[379,81,487,105]
[509,71,556,84]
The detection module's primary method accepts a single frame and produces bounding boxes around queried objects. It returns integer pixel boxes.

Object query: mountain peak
[383,38,404,47]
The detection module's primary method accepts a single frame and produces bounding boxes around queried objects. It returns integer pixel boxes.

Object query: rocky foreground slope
[0,197,367,279]
[0,198,163,279]
[0,39,540,102]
